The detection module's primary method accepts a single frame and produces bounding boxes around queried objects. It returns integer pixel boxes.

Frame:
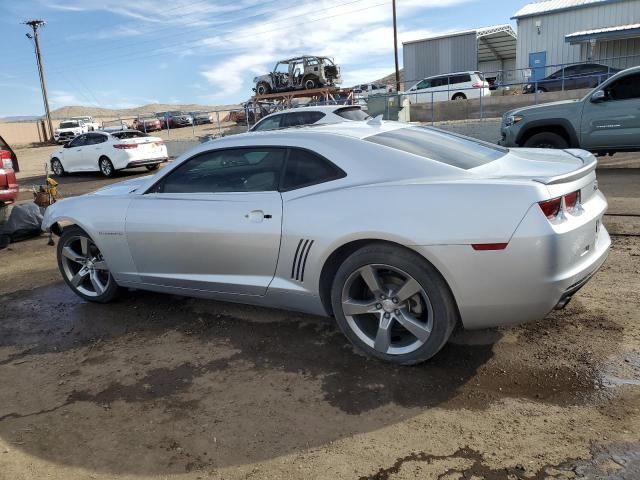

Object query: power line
[47,0,388,74]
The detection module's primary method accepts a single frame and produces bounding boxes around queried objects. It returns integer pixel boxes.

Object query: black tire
[330,243,459,365]
[51,158,65,176]
[303,77,318,90]
[452,93,466,100]
[57,226,120,303]
[145,164,160,171]
[523,132,569,149]
[99,156,115,177]
[256,82,271,96]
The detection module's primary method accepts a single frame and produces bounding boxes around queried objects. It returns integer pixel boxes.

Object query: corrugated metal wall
[403,32,478,87]
[515,0,640,76]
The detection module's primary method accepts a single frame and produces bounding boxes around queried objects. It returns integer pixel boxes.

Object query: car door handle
[245,210,271,222]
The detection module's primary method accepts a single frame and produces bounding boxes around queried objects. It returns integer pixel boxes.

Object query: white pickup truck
[69,116,100,131]
[53,120,88,144]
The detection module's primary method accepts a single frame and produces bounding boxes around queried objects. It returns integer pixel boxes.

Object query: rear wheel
[331,243,458,365]
[99,156,115,177]
[57,226,120,303]
[452,93,466,100]
[523,132,568,149]
[51,158,65,176]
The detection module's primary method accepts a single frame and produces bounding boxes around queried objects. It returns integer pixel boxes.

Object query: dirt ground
[0,154,639,479]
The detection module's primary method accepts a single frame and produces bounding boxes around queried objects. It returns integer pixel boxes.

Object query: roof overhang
[476,25,517,62]
[565,23,640,43]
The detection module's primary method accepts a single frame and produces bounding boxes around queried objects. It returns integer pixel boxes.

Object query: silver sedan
[42,121,610,365]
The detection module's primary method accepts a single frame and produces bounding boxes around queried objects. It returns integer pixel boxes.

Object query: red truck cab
[0,134,19,205]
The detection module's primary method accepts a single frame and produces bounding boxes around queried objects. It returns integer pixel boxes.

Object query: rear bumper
[123,157,168,169]
[412,190,610,329]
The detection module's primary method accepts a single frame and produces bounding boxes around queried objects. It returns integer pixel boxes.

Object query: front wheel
[523,132,568,149]
[256,82,271,96]
[51,158,65,176]
[99,156,115,177]
[57,226,120,303]
[331,243,458,365]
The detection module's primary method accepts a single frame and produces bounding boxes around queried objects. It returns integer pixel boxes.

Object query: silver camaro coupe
[42,121,610,365]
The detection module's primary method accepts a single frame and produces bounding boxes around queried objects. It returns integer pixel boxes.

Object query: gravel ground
[0,147,638,480]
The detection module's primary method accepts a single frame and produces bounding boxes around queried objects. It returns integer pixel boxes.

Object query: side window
[154,148,286,194]
[415,80,431,90]
[449,74,470,84]
[605,73,640,101]
[69,135,87,147]
[253,115,282,131]
[281,148,346,191]
[281,112,308,128]
[431,77,448,87]
[301,111,325,124]
[86,133,107,145]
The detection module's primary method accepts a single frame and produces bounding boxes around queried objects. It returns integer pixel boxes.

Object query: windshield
[365,126,506,170]
[335,107,371,121]
[168,111,183,116]
[59,122,79,128]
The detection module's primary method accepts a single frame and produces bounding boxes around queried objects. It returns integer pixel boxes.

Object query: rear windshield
[112,131,148,139]
[365,127,506,169]
[335,107,371,121]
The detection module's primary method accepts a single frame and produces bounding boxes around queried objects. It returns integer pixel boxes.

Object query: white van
[405,71,490,103]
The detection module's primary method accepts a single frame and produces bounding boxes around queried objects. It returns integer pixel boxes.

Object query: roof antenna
[367,114,383,125]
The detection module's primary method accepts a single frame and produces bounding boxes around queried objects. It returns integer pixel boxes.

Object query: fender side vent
[291,239,314,282]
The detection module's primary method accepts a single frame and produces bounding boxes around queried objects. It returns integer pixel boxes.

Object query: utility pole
[24,19,54,142]
[392,0,401,92]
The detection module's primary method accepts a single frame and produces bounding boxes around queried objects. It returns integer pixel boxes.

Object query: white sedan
[50,130,168,177]
[250,105,370,132]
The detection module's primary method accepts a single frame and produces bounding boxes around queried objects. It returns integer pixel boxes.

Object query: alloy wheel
[341,264,434,356]
[100,158,113,176]
[52,159,63,175]
[60,234,112,297]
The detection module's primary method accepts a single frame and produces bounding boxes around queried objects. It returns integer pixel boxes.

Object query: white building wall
[515,0,640,75]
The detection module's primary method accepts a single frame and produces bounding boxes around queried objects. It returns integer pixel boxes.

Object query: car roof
[266,105,359,115]
[236,120,408,143]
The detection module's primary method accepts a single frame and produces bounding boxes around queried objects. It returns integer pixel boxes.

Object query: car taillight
[113,144,138,149]
[564,190,580,209]
[0,150,13,169]
[472,82,483,88]
[538,190,581,220]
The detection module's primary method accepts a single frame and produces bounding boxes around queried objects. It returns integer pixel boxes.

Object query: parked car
[132,115,162,132]
[500,66,640,153]
[190,111,212,125]
[0,134,19,206]
[54,120,88,144]
[250,105,371,132]
[43,121,609,365]
[254,56,342,95]
[353,83,388,95]
[69,116,100,131]
[156,111,193,128]
[522,63,620,94]
[100,120,129,133]
[405,71,490,103]
[49,130,168,178]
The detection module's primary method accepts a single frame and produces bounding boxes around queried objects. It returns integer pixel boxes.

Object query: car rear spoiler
[532,150,597,185]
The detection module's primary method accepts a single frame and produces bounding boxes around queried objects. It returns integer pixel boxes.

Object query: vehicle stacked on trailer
[0,134,19,207]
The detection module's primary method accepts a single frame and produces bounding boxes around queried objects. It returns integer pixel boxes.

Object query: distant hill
[1,115,41,122]
[372,69,405,88]
[49,103,242,120]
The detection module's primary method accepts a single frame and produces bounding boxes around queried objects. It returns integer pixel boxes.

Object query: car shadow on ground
[0,283,608,475]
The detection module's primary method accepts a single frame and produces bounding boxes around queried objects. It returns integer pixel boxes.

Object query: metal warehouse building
[402,25,517,88]
[514,0,640,81]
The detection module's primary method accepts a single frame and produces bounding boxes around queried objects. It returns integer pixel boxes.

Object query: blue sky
[0,0,530,116]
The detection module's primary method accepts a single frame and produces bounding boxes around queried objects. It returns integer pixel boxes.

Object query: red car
[0,134,18,205]
[132,116,162,132]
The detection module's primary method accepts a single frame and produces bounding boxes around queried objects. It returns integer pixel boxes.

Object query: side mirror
[591,90,606,103]
[63,141,71,148]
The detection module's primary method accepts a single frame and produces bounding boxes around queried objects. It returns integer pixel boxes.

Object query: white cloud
[50,90,83,107]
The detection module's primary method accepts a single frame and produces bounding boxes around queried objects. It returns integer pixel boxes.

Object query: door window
[604,73,640,101]
[449,74,471,85]
[86,133,108,145]
[414,80,431,90]
[430,77,448,87]
[252,115,282,131]
[67,135,87,148]
[281,148,345,190]
[153,148,286,193]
